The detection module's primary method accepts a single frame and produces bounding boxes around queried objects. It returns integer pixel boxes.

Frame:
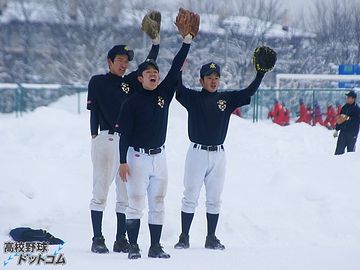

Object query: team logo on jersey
[157,96,165,108]
[121,82,130,94]
[217,100,227,111]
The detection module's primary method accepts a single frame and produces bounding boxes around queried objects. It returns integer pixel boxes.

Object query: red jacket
[324,106,337,129]
[272,103,285,125]
[232,108,242,117]
[337,105,342,115]
[283,108,290,125]
[296,104,307,123]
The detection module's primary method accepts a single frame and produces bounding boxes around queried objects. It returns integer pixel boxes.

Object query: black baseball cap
[137,59,159,76]
[200,62,221,78]
[107,45,134,61]
[345,90,357,99]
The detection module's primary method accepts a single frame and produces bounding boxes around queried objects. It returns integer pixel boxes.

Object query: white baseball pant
[181,143,226,214]
[90,131,128,213]
[125,147,168,225]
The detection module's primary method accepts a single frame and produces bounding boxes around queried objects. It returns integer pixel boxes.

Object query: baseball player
[174,47,277,250]
[334,90,360,155]
[116,8,200,260]
[87,11,161,254]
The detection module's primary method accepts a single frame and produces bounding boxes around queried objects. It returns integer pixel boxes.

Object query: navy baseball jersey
[176,72,264,145]
[117,43,191,163]
[87,44,159,135]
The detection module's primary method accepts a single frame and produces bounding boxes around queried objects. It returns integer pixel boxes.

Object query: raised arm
[175,71,192,108]
[228,72,264,109]
[126,10,161,82]
[162,39,191,88]
[161,8,200,96]
[229,46,277,110]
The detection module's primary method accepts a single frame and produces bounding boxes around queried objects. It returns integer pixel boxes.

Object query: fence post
[252,94,256,123]
[259,89,263,121]
[255,90,259,122]
[15,84,24,117]
[312,89,315,125]
[77,88,81,114]
[15,87,20,118]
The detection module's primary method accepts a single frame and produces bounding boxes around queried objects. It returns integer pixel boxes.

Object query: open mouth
[150,79,156,82]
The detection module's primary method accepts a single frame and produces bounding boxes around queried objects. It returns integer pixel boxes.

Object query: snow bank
[0,94,359,269]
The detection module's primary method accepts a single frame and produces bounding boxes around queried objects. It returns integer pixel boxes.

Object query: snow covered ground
[1,93,360,270]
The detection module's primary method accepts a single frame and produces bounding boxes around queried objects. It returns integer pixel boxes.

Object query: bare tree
[221,0,285,86]
[308,0,358,65]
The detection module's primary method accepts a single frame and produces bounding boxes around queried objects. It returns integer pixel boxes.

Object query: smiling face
[137,66,160,91]
[200,72,220,93]
[108,55,129,76]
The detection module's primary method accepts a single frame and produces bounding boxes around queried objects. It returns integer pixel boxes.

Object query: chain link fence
[250,89,359,123]
[0,84,86,117]
[0,85,357,122]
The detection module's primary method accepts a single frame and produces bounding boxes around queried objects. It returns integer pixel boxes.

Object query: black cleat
[113,237,129,253]
[148,243,171,259]
[91,236,109,254]
[205,235,225,250]
[128,244,141,259]
[174,233,190,249]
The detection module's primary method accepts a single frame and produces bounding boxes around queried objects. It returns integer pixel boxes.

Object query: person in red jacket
[296,99,307,123]
[306,104,313,125]
[232,107,243,117]
[336,101,342,115]
[313,102,324,126]
[324,102,337,129]
[271,100,285,125]
[282,102,290,126]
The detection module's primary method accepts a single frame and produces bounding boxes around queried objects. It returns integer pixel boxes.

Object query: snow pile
[1,94,359,270]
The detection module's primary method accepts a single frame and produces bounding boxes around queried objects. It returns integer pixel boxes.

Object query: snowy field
[1,93,360,270]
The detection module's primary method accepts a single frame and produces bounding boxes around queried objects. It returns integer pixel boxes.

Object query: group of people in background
[268,99,343,130]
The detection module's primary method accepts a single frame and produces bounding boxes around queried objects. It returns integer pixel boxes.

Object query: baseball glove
[336,114,349,125]
[175,8,192,38]
[189,12,200,38]
[253,46,277,73]
[141,10,161,40]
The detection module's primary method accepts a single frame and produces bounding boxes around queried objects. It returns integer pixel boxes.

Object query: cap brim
[345,93,355,97]
[201,70,220,77]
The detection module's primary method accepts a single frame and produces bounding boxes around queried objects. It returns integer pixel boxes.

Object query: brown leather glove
[175,8,192,38]
[336,114,349,125]
[189,11,200,38]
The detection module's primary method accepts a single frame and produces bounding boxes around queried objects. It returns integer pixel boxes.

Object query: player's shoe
[148,243,171,259]
[128,243,141,259]
[91,236,109,254]
[174,233,190,249]
[205,235,225,250]
[113,237,129,253]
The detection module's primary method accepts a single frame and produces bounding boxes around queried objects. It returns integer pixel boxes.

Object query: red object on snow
[283,107,290,126]
[296,103,307,123]
[232,107,242,117]
[324,105,337,129]
[269,102,285,126]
